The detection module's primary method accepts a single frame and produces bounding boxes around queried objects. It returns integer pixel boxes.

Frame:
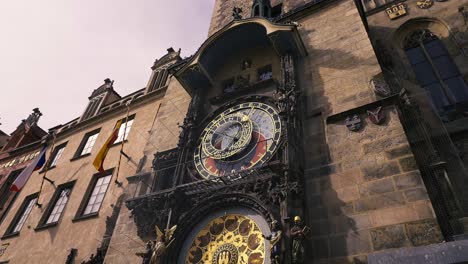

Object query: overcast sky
[0,0,214,134]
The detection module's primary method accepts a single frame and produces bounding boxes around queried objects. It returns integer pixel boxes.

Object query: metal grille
[398,91,467,239]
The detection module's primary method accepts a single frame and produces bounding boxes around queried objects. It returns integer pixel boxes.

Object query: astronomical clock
[194,102,282,180]
[127,15,307,264]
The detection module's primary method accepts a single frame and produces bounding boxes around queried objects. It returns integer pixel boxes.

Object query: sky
[0,0,214,134]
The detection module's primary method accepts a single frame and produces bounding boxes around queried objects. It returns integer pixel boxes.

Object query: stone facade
[360,0,468,241]
[0,49,188,263]
[1,0,467,263]
[110,0,449,263]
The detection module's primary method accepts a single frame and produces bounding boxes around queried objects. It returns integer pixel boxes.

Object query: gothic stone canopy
[173,17,307,96]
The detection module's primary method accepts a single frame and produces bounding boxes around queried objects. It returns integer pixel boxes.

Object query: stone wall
[0,94,163,263]
[104,78,190,264]
[295,0,443,262]
[304,108,443,263]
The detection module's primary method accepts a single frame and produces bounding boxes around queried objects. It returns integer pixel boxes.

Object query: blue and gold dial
[194,102,282,180]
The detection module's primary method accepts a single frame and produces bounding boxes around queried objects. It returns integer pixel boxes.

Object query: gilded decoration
[416,0,434,9]
[386,3,407,20]
[186,214,266,264]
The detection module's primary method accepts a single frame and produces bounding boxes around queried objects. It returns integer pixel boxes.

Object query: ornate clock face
[194,102,282,180]
[185,214,266,264]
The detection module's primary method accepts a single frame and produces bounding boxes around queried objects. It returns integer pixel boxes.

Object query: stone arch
[393,17,461,56]
[166,193,274,263]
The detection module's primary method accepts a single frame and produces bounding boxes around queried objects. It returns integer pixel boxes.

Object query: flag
[93,120,122,173]
[10,146,47,192]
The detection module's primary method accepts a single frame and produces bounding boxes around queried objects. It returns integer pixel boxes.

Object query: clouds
[0,0,214,134]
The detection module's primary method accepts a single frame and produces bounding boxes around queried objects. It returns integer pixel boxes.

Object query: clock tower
[116,0,449,263]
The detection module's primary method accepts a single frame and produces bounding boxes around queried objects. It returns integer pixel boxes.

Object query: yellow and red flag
[93,120,122,173]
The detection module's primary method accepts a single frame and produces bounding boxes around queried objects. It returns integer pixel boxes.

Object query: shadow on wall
[297,26,377,263]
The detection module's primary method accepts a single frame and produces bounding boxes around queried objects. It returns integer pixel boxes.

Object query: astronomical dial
[194,102,282,180]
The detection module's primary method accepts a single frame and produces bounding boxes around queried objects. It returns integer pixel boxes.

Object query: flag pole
[36,132,57,208]
[114,101,131,187]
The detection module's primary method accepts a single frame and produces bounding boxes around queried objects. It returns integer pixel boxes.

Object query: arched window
[404,29,468,117]
[251,0,271,18]
[253,5,260,17]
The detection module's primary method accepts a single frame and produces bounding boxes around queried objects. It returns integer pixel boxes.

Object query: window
[258,65,273,81]
[149,69,169,92]
[0,169,23,210]
[114,115,135,143]
[49,143,67,168]
[251,0,271,17]
[75,170,113,220]
[37,182,74,228]
[84,174,111,215]
[74,129,100,158]
[404,29,468,119]
[4,193,38,236]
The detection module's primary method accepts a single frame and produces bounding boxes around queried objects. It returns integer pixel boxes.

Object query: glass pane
[446,77,468,103]
[406,46,426,65]
[412,62,438,86]
[425,40,448,59]
[99,184,108,194]
[433,56,461,80]
[91,203,101,213]
[96,177,104,186]
[50,147,65,166]
[95,193,105,203]
[13,198,37,232]
[84,205,92,215]
[102,175,111,185]
[88,195,97,205]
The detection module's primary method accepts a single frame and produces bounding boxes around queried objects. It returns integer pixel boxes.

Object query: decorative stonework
[345,114,363,131]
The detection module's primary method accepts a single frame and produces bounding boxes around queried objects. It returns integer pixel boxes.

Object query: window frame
[35,181,75,230]
[47,142,67,169]
[2,193,38,238]
[72,128,101,160]
[113,114,135,145]
[73,168,114,222]
[0,169,24,210]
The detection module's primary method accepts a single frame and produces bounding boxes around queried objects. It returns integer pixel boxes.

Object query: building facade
[0,48,189,263]
[1,0,467,263]
[107,0,467,263]
[0,109,46,239]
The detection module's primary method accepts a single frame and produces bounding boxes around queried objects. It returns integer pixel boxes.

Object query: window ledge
[34,222,58,232]
[72,212,99,223]
[1,232,19,240]
[39,166,56,174]
[70,153,91,162]
[110,140,128,148]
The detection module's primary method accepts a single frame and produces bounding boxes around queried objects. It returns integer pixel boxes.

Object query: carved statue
[148,224,177,264]
[263,220,282,264]
[290,216,310,264]
[274,89,289,114]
